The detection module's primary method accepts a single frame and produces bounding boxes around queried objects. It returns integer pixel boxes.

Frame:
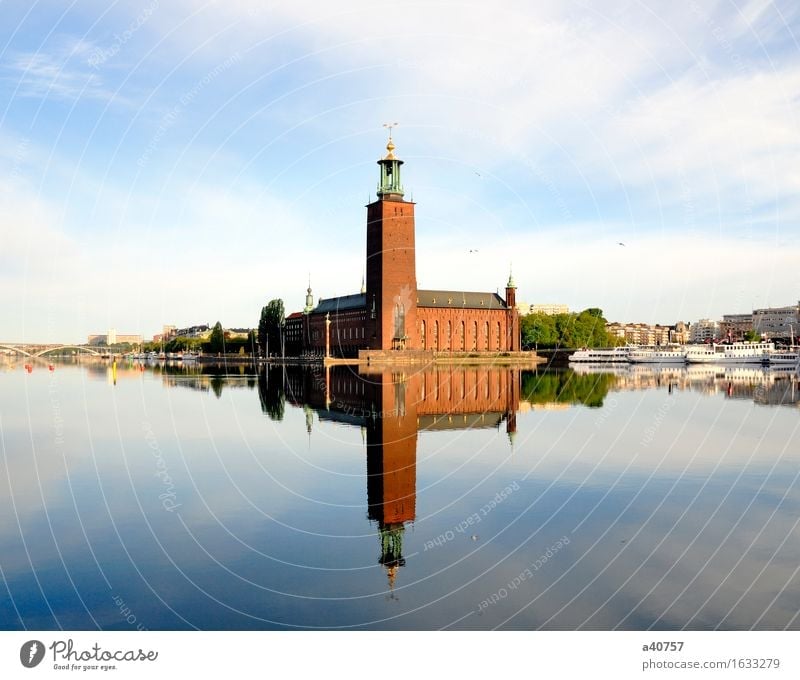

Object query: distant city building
[720,313,753,341]
[162,325,177,339]
[670,321,690,344]
[753,302,799,340]
[87,329,142,346]
[516,302,569,316]
[169,324,210,339]
[606,322,671,345]
[689,319,721,344]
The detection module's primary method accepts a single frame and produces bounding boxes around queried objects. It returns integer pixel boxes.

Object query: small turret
[505,266,516,309]
[304,277,314,314]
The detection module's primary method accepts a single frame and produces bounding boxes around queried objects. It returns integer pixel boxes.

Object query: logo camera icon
[20,640,45,668]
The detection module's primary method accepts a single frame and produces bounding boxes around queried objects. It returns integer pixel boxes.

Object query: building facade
[606,322,671,345]
[720,313,753,341]
[689,319,721,344]
[753,303,799,340]
[516,302,569,316]
[286,137,521,358]
[87,329,143,346]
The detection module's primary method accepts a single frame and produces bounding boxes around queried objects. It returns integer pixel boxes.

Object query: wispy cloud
[2,37,124,104]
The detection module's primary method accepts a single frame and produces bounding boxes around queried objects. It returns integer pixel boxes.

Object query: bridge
[0,343,105,358]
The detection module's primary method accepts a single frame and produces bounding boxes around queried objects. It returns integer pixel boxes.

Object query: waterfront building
[606,322,671,346]
[87,329,143,346]
[516,302,569,316]
[720,313,753,341]
[689,319,721,344]
[285,137,521,358]
[753,303,799,341]
[670,321,690,344]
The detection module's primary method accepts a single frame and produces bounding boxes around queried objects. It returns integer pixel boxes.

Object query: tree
[258,299,285,358]
[520,308,615,349]
[744,329,761,342]
[207,321,225,354]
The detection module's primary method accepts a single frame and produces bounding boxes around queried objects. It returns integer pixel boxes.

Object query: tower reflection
[286,365,520,590]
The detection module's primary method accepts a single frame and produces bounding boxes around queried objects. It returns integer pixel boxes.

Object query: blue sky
[1,0,799,342]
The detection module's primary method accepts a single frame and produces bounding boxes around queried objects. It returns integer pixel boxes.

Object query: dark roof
[286,312,303,320]
[417,289,508,310]
[313,293,366,314]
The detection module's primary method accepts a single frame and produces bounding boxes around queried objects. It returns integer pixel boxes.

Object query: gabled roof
[417,289,508,310]
[313,293,366,314]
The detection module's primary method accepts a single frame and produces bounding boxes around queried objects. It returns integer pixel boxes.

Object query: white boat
[765,346,800,366]
[685,341,774,364]
[628,346,687,363]
[569,346,632,363]
[181,352,198,362]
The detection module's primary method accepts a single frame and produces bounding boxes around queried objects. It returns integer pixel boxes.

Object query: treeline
[143,322,257,355]
[521,308,619,349]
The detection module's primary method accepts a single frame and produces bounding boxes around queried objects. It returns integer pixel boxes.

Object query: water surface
[1,358,798,630]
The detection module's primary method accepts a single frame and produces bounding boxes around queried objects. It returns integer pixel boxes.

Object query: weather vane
[383,122,398,141]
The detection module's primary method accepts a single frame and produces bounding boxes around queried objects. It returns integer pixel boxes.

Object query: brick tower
[365,134,418,350]
[505,269,521,351]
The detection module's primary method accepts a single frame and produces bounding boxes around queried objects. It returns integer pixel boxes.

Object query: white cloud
[2,37,125,104]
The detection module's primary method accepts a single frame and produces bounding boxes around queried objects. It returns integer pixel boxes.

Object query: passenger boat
[685,341,774,364]
[765,347,800,366]
[628,346,687,363]
[569,346,632,363]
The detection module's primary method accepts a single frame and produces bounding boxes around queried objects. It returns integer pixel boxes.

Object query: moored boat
[569,346,632,363]
[685,341,774,364]
[765,346,800,367]
[628,346,687,363]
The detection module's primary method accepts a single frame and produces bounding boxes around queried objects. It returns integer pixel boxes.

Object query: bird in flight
[618,242,626,247]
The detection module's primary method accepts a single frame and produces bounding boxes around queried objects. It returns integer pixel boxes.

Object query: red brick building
[286,136,520,358]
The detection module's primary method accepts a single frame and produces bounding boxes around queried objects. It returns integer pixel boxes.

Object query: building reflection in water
[278,365,520,591]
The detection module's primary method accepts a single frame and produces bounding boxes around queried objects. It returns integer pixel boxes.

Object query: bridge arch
[33,346,102,357]
[0,344,33,357]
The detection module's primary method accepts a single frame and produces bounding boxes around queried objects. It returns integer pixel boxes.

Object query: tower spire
[304,275,314,313]
[377,123,404,199]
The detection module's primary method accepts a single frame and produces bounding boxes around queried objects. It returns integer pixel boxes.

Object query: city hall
[285,135,521,359]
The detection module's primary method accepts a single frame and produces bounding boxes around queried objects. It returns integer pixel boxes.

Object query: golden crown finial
[383,121,398,159]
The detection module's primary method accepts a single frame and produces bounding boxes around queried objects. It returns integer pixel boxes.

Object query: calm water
[1,358,799,630]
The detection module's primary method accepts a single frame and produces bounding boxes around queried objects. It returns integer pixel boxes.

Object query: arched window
[420,320,427,350]
[460,320,465,351]
[433,320,439,351]
[446,321,452,350]
[497,322,502,350]
[394,303,405,339]
[483,321,489,350]
[472,320,478,350]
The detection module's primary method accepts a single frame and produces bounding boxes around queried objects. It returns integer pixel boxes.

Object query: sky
[1,0,799,343]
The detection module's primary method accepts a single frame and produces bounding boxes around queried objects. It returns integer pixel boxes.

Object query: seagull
[618,242,626,247]
[469,249,479,253]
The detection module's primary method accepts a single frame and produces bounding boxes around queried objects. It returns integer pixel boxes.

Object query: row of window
[419,319,503,351]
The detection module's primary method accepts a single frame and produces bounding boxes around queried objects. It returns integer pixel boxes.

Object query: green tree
[520,308,615,349]
[207,321,225,354]
[258,299,285,358]
[744,329,761,342]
